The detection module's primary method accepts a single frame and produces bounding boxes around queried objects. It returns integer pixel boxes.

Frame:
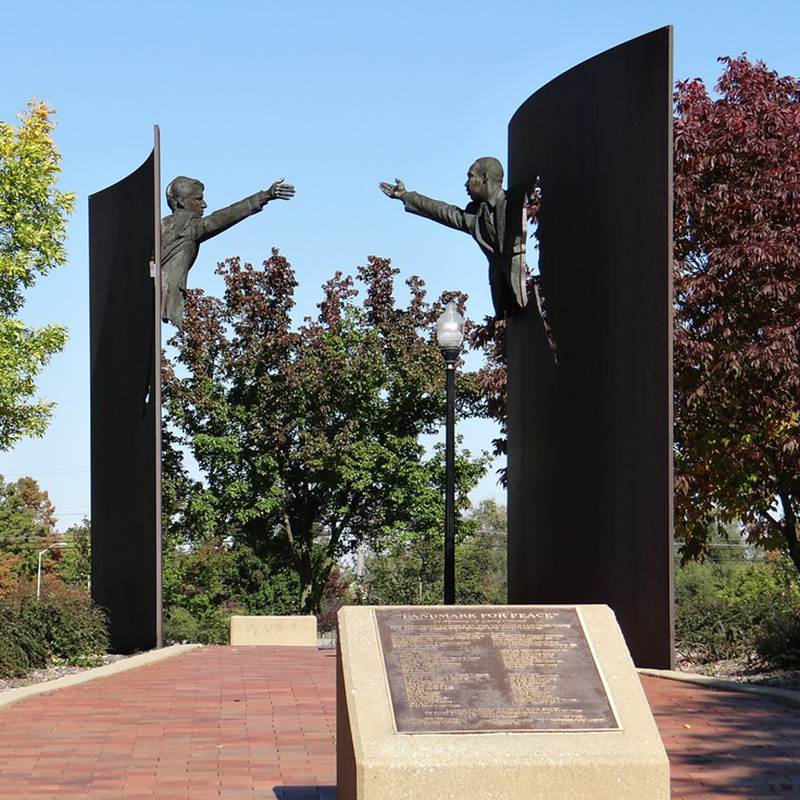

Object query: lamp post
[436,300,465,605]
[37,542,67,599]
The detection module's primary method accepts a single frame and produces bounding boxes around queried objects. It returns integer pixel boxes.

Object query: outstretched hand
[379,178,406,199]
[266,178,296,201]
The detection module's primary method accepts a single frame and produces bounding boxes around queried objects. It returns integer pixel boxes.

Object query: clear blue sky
[1,0,797,530]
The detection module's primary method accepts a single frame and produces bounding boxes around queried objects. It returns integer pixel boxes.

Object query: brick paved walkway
[643,675,800,799]
[0,646,797,798]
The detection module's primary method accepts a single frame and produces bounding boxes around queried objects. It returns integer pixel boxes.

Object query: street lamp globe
[436,300,465,355]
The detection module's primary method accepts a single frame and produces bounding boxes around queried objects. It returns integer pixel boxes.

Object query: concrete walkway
[0,646,797,799]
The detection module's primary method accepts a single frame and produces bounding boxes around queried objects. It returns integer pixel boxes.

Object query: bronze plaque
[375,606,620,734]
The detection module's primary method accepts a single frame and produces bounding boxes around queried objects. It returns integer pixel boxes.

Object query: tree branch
[283,513,294,547]
[760,509,783,536]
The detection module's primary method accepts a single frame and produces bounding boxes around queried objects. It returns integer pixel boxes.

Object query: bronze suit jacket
[160,191,267,327]
[402,187,527,318]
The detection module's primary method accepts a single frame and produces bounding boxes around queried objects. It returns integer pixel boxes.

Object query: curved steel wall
[506,28,674,668]
[89,149,160,653]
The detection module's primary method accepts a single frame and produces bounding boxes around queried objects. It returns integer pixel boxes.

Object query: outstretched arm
[199,178,295,242]
[379,178,474,235]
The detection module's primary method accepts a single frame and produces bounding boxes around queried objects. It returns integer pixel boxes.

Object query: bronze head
[166,176,207,216]
[465,157,504,203]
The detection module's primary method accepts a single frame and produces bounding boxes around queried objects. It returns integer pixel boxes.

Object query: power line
[0,468,89,477]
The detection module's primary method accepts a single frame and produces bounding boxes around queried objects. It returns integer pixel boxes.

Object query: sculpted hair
[166,176,204,212]
[474,157,504,185]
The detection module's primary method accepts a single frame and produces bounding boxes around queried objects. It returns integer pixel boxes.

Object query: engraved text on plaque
[375,607,619,734]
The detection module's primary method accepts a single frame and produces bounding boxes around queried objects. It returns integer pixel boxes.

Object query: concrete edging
[0,644,202,710]
[638,667,800,709]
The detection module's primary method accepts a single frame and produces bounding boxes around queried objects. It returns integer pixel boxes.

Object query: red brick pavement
[0,646,797,799]
[642,674,800,799]
[0,647,337,800]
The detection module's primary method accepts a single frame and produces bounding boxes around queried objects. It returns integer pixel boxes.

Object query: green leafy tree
[162,537,299,644]
[163,252,488,614]
[365,525,444,606]
[366,496,504,605]
[459,499,507,604]
[0,475,57,576]
[56,518,91,587]
[0,101,74,450]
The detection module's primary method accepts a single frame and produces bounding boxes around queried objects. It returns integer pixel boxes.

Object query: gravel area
[0,654,130,693]
[677,655,800,691]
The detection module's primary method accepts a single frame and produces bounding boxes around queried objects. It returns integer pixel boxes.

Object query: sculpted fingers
[379,179,405,199]
[267,178,295,200]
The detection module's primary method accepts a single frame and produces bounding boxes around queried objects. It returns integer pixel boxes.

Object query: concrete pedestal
[229,615,316,646]
[337,605,668,800]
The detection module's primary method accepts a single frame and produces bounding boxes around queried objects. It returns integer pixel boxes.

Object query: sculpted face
[183,183,207,216]
[465,162,489,203]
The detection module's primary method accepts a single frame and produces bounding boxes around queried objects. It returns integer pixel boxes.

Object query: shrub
[163,605,234,645]
[316,567,353,634]
[676,560,780,662]
[675,554,800,666]
[162,541,300,640]
[35,584,108,662]
[0,585,108,677]
[0,599,48,676]
[754,599,800,669]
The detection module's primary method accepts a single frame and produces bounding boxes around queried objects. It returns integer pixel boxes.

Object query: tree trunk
[297,547,315,615]
[310,553,334,614]
[297,552,335,615]
[779,493,800,574]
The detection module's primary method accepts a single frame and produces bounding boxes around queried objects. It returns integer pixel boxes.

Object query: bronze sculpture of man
[161,176,295,328]
[379,157,527,319]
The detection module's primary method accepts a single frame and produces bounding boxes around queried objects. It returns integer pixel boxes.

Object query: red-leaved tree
[474,56,800,572]
[674,55,800,569]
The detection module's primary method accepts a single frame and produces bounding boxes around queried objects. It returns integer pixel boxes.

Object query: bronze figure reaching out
[380,157,527,319]
[161,175,295,328]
